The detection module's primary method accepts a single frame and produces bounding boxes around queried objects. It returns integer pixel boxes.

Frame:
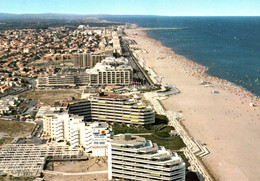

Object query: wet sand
[125,29,260,181]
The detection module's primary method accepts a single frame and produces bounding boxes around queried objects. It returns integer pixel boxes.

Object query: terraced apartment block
[68,94,155,125]
[108,134,185,181]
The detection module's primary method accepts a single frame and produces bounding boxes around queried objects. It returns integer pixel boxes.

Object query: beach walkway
[144,92,212,181]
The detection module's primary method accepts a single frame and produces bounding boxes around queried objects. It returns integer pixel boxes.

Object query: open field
[44,157,108,181]
[0,119,35,146]
[43,175,107,181]
[20,89,82,105]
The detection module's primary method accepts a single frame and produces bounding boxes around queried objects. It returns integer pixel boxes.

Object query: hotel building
[85,57,132,86]
[108,134,186,181]
[37,57,132,87]
[68,94,155,125]
[42,110,112,156]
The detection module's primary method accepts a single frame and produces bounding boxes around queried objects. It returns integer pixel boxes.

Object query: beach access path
[125,29,260,181]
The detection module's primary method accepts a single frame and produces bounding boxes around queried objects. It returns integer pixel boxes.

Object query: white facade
[43,110,112,156]
[0,95,19,114]
[108,134,185,181]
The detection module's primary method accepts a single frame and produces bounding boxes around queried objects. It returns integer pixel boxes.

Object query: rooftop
[111,134,146,146]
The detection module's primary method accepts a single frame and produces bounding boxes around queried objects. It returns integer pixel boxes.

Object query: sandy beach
[125,29,260,181]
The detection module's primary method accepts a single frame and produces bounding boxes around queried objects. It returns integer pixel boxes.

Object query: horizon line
[0,13,260,17]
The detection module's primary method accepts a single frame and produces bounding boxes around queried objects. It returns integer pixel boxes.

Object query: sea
[103,16,260,97]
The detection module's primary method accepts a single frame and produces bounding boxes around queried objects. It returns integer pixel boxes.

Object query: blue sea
[103,16,260,97]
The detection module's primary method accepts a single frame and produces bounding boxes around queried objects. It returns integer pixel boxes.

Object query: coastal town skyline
[1,0,260,16]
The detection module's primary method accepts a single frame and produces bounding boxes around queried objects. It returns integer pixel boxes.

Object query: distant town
[0,17,209,181]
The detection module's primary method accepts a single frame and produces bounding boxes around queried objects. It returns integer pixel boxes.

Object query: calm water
[103,16,260,96]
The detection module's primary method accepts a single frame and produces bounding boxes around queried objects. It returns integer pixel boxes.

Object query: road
[120,37,153,86]
[0,78,36,99]
[131,133,152,136]
[21,99,37,115]
[44,60,53,68]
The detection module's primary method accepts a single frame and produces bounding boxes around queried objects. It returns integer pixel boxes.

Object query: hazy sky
[1,0,260,16]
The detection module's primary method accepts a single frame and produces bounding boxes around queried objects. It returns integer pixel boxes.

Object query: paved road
[120,38,150,85]
[21,99,37,115]
[131,133,152,136]
[0,78,36,99]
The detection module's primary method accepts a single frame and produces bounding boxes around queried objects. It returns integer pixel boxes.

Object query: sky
[0,0,260,16]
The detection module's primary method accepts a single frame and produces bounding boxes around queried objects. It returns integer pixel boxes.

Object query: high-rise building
[108,134,186,181]
[68,94,155,125]
[86,57,132,86]
[73,53,107,68]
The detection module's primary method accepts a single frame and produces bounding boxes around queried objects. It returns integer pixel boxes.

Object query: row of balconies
[112,150,183,166]
[111,155,182,166]
[91,107,153,116]
[91,102,151,110]
[54,129,63,136]
[69,100,153,114]
[112,158,185,172]
[70,138,79,145]
[90,108,153,116]
[112,150,161,160]
[92,117,153,125]
[91,112,154,121]
[112,163,185,177]
[111,168,185,181]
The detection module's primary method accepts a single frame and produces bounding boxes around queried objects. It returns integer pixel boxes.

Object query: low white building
[43,110,113,156]
[0,102,10,114]
[0,95,19,114]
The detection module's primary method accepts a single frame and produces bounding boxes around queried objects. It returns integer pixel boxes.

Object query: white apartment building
[108,134,185,181]
[37,57,132,87]
[43,110,112,156]
[68,94,155,125]
[86,57,132,86]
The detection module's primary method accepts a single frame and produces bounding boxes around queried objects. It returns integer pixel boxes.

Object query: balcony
[111,154,182,167]
[111,168,185,181]
[112,164,184,177]
[112,159,184,172]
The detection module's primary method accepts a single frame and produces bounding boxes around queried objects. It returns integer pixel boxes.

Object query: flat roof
[111,134,146,146]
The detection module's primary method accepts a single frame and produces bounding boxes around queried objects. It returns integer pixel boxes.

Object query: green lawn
[140,135,186,151]
[112,114,186,151]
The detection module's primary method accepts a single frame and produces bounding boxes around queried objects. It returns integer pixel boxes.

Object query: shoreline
[125,28,260,181]
[136,28,259,103]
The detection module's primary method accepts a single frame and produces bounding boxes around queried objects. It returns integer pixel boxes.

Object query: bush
[155,131,170,137]
[154,114,169,125]
[186,171,200,181]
